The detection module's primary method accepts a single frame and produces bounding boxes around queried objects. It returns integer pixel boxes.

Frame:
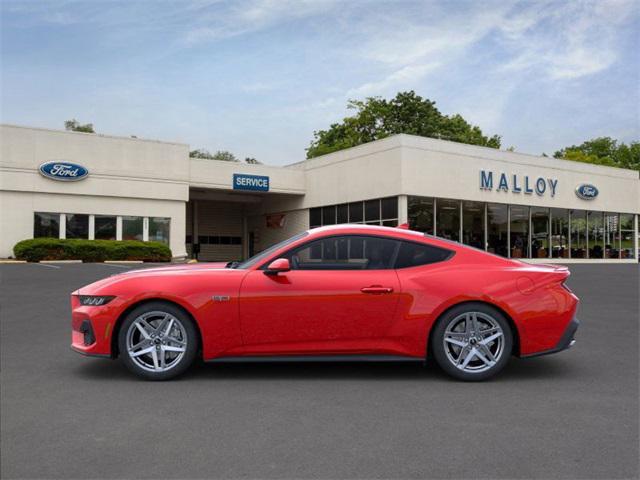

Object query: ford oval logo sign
[575,184,598,200]
[39,161,89,182]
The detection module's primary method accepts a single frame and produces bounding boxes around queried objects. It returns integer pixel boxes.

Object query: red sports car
[71,224,579,381]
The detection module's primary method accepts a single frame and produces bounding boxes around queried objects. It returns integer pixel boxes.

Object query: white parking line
[100,264,133,269]
[34,263,61,269]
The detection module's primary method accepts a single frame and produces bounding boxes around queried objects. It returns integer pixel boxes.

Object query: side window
[395,241,453,268]
[286,236,400,270]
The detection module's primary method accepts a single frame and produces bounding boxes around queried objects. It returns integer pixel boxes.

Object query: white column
[143,217,149,242]
[88,215,95,240]
[634,214,639,260]
[59,213,66,239]
[116,216,123,241]
[397,195,408,225]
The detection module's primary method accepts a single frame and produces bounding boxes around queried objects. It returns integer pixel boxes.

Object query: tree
[189,149,239,162]
[64,119,94,133]
[306,91,501,158]
[244,157,262,164]
[554,137,640,172]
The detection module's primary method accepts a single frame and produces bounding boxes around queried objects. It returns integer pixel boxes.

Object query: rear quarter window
[395,241,454,268]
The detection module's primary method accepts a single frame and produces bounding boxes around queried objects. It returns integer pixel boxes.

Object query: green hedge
[13,238,172,262]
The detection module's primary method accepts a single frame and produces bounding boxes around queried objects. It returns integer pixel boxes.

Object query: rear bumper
[521,317,580,358]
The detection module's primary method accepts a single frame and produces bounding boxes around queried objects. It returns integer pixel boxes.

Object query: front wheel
[118,302,198,380]
[431,303,513,381]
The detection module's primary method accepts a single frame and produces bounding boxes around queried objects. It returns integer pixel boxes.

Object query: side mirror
[264,258,291,275]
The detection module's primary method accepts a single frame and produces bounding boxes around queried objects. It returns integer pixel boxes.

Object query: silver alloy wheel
[442,311,505,373]
[126,311,187,373]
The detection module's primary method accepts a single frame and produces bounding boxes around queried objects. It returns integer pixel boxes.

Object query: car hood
[73,262,240,295]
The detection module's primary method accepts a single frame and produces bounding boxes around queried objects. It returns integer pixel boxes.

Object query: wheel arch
[426,300,521,358]
[110,298,203,359]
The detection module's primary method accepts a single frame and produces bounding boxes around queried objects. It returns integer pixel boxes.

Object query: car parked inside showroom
[71,224,579,381]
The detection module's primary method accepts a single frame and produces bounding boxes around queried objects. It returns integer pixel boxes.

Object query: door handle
[361,286,394,294]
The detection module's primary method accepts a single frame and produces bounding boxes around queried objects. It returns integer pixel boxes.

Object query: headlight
[78,295,115,306]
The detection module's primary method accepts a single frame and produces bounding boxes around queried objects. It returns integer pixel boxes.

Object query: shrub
[13,238,172,262]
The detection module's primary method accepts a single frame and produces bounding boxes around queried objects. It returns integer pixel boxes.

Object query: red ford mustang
[71,224,579,381]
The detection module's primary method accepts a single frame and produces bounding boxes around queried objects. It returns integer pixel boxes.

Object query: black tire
[118,301,198,380]
[431,303,513,381]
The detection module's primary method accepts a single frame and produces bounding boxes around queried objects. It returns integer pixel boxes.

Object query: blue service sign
[575,184,598,200]
[233,173,269,192]
[39,161,89,182]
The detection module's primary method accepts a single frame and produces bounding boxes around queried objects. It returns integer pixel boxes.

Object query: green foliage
[13,238,171,262]
[189,149,239,162]
[306,91,501,158]
[64,119,95,133]
[244,157,262,164]
[554,137,640,171]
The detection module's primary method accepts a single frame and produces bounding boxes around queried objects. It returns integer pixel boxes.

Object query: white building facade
[1,124,638,263]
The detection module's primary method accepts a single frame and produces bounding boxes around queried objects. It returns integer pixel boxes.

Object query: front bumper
[70,295,120,358]
[521,317,580,358]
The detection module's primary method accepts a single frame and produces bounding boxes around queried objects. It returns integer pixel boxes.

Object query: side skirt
[206,354,424,363]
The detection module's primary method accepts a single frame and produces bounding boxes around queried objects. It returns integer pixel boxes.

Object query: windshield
[234,231,309,269]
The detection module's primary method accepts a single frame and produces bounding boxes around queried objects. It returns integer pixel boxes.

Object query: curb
[103,260,144,264]
[40,260,82,264]
[0,259,27,264]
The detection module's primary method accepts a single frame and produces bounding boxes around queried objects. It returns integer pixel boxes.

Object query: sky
[1,0,639,165]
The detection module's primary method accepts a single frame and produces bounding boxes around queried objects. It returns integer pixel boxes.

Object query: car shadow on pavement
[73,355,578,383]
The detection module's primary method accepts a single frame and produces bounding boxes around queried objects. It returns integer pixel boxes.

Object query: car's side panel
[237,269,407,356]
[395,258,578,357]
[71,269,247,359]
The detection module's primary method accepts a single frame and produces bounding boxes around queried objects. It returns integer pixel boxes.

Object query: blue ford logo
[575,184,598,200]
[39,161,89,182]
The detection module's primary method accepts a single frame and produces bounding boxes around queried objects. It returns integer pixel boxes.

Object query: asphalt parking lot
[0,263,638,479]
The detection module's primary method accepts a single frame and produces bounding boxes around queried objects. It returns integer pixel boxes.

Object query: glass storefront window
[322,206,336,225]
[381,197,398,221]
[309,208,321,228]
[149,217,170,245]
[531,207,550,258]
[336,204,348,224]
[349,202,363,223]
[34,212,59,238]
[436,198,460,242]
[620,214,636,259]
[365,199,380,224]
[487,204,508,257]
[65,214,89,239]
[588,211,604,258]
[122,216,143,241]
[462,201,484,249]
[408,196,434,234]
[95,215,117,240]
[510,206,529,258]
[604,213,619,259]
[570,210,587,258]
[551,209,569,259]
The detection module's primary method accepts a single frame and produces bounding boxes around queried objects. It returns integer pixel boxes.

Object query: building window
[462,201,484,249]
[122,216,143,241]
[408,196,434,234]
[309,197,398,228]
[34,212,60,238]
[531,207,550,258]
[95,215,117,240]
[588,211,604,259]
[604,213,619,259]
[551,209,569,259]
[65,214,89,239]
[620,214,636,259]
[510,206,529,258]
[149,217,170,245]
[487,203,508,257]
[436,198,460,241]
[570,210,587,258]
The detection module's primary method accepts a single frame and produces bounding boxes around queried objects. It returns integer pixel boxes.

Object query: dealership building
[1,123,638,263]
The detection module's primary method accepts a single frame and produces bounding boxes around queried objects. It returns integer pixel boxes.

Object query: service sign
[39,161,89,182]
[575,184,598,200]
[233,173,269,192]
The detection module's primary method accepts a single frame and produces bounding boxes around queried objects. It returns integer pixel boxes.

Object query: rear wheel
[431,303,512,381]
[118,302,198,380]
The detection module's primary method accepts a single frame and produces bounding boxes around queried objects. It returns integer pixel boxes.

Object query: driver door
[238,235,402,355]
